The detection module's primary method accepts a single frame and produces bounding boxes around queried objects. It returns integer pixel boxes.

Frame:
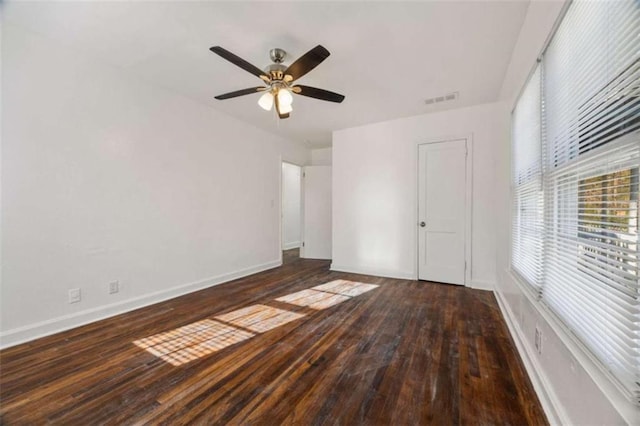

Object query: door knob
[419,221,426,227]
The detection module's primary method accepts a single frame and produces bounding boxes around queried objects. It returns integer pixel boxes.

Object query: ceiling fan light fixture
[279,102,293,114]
[277,88,293,108]
[258,91,274,111]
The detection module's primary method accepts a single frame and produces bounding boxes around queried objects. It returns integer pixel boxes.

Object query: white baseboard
[282,241,301,250]
[469,279,494,291]
[330,264,495,289]
[494,289,569,426]
[330,263,416,280]
[0,260,282,349]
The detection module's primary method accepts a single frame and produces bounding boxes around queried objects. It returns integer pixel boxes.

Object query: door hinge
[302,242,305,247]
[465,261,467,271]
[303,171,306,178]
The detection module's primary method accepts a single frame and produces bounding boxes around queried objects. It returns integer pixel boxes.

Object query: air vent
[425,91,458,105]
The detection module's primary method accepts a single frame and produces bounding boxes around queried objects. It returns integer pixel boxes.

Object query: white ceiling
[3,1,529,148]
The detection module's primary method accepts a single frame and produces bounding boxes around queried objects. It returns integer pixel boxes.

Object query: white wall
[332,101,506,288]
[281,162,301,250]
[0,24,310,347]
[311,148,332,166]
[494,1,636,424]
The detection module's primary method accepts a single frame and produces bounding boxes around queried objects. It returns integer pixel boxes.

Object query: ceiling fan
[209,45,345,119]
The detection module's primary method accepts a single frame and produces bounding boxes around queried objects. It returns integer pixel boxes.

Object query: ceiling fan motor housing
[264,63,287,81]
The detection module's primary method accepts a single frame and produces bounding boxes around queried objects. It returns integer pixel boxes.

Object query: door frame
[279,159,304,263]
[416,134,473,286]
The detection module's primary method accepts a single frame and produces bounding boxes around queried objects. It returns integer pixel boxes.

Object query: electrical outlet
[68,288,81,304]
[534,327,543,354]
[109,280,119,294]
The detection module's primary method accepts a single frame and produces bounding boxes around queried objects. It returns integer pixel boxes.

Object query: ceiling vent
[425,91,458,105]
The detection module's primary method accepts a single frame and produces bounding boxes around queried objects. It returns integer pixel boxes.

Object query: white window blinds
[544,0,640,168]
[542,140,639,401]
[512,65,543,290]
[511,0,640,403]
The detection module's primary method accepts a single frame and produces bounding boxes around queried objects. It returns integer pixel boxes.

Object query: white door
[302,166,332,259]
[281,162,302,250]
[418,139,467,285]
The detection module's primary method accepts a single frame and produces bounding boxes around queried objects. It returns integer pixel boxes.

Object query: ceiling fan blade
[210,46,269,80]
[214,87,264,100]
[284,45,330,81]
[293,85,345,103]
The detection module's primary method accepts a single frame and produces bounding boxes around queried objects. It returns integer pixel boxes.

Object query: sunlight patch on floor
[134,306,305,366]
[276,289,351,309]
[277,280,378,309]
[133,319,255,366]
[134,280,378,366]
[214,304,305,333]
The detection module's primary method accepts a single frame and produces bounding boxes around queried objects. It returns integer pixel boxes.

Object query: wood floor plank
[0,249,548,425]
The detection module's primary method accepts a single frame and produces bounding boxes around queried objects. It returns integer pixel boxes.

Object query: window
[512,65,543,291]
[578,168,639,290]
[543,148,639,399]
[577,62,640,157]
[511,0,640,403]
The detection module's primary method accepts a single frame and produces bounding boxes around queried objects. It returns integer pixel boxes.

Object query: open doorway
[281,162,302,262]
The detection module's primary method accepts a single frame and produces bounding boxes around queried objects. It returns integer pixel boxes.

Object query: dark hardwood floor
[0,249,547,425]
